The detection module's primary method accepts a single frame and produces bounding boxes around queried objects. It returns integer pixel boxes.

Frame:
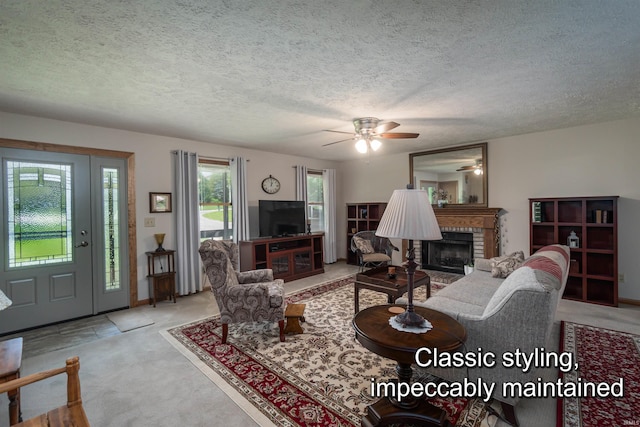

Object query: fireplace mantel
[434,207,503,259]
[401,207,503,263]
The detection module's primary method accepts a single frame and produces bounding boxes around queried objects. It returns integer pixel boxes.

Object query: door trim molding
[0,138,139,306]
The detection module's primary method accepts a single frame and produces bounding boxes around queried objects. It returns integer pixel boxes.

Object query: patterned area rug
[558,322,640,427]
[162,276,498,427]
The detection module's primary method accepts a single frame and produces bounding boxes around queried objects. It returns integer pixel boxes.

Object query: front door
[0,148,114,334]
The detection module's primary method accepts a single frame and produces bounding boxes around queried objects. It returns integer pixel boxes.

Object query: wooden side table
[146,250,177,307]
[353,305,466,427]
[0,337,23,425]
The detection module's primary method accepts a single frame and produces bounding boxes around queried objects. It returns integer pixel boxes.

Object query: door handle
[75,241,89,248]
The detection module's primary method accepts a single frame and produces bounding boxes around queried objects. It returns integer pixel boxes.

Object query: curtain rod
[292,166,322,173]
[172,152,250,162]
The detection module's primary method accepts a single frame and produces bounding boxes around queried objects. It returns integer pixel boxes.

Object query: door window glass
[6,161,73,267]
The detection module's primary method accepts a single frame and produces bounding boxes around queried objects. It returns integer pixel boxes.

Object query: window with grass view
[7,161,73,268]
[198,160,233,240]
[307,171,324,232]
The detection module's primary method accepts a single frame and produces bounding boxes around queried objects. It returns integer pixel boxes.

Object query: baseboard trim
[136,287,211,307]
[619,297,640,307]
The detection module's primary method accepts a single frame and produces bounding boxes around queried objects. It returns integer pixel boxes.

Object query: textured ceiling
[1,1,639,161]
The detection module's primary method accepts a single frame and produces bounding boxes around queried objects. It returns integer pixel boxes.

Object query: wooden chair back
[0,356,90,427]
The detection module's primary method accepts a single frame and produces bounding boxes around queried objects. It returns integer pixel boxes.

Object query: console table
[239,233,324,282]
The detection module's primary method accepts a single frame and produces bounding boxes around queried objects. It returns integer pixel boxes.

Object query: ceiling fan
[322,117,419,153]
[456,159,484,175]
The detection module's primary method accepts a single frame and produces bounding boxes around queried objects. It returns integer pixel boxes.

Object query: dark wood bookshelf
[346,202,388,265]
[529,196,618,306]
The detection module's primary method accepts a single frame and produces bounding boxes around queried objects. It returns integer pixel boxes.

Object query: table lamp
[376,185,442,327]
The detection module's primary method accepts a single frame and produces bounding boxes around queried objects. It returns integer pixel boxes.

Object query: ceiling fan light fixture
[355,139,368,153]
[474,168,483,175]
[370,139,381,151]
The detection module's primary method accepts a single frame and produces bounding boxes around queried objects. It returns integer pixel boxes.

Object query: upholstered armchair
[351,231,399,271]
[199,240,285,344]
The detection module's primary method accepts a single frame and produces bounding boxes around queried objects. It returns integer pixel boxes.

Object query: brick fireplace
[406,207,502,269]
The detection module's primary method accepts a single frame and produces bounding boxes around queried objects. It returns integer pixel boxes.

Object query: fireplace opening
[422,232,473,274]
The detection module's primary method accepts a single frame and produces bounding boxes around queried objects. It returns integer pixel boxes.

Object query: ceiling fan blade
[456,166,475,171]
[323,129,354,135]
[322,138,354,147]
[374,121,400,133]
[377,132,420,139]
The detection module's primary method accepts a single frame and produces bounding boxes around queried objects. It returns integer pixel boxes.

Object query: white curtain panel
[173,150,202,295]
[295,165,308,222]
[230,157,250,246]
[323,168,337,263]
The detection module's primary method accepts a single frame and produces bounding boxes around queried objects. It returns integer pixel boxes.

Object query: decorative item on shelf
[567,231,580,248]
[351,227,357,234]
[376,184,442,328]
[387,266,397,279]
[154,233,166,252]
[570,259,580,274]
[307,220,312,235]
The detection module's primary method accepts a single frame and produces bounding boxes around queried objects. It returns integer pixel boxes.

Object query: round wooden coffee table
[353,304,466,427]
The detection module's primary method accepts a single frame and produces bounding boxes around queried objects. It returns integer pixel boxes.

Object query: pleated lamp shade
[375,188,443,241]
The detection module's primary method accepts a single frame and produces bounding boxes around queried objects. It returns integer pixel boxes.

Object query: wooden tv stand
[239,233,324,282]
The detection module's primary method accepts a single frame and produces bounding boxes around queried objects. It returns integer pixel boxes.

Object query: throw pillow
[490,251,525,278]
[353,236,375,254]
[474,258,493,272]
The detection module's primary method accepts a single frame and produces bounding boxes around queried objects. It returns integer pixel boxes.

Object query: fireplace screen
[422,232,473,274]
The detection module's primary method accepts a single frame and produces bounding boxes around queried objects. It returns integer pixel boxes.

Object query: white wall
[489,118,640,301]
[338,152,411,266]
[3,112,639,302]
[338,117,640,301]
[0,112,340,302]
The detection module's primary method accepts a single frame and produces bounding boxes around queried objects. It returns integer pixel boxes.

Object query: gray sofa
[396,244,570,425]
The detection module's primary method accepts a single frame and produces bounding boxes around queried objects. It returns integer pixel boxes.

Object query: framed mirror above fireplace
[409,142,488,208]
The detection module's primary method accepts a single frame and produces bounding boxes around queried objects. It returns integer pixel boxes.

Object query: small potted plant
[464,260,474,275]
[437,189,448,208]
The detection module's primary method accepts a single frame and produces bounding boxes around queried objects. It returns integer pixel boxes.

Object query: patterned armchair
[199,240,285,344]
[350,231,399,271]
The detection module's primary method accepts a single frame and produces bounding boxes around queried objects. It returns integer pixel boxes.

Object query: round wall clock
[261,174,281,194]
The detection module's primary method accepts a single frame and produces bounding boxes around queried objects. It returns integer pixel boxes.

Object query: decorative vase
[154,233,166,252]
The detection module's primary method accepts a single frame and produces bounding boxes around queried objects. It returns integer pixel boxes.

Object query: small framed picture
[149,192,172,213]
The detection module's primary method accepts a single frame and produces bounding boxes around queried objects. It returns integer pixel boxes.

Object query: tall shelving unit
[529,196,618,306]
[346,202,387,265]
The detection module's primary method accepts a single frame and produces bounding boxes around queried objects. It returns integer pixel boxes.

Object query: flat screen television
[259,200,306,237]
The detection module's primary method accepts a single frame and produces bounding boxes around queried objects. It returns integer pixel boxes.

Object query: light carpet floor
[162,276,498,427]
[107,309,155,332]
